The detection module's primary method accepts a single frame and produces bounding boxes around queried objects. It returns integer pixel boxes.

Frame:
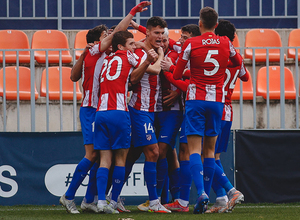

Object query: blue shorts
[155,110,183,149]
[94,110,131,150]
[185,100,224,137]
[179,114,187,144]
[129,106,157,148]
[215,120,232,154]
[80,107,96,145]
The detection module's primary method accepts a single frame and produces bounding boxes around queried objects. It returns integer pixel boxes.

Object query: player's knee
[144,144,159,162]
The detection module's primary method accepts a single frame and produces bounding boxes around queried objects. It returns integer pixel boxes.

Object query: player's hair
[181,24,201,37]
[146,16,167,30]
[86,24,108,43]
[215,19,236,42]
[163,27,169,37]
[112,31,134,52]
[110,25,117,30]
[199,6,218,30]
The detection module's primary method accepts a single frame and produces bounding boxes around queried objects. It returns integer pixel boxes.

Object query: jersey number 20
[100,56,122,82]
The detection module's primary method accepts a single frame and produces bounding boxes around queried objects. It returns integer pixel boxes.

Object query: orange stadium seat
[232,33,240,54]
[244,29,286,62]
[40,67,82,100]
[256,66,296,99]
[232,69,253,100]
[128,29,146,42]
[168,29,181,42]
[0,30,30,63]
[31,30,72,64]
[287,29,300,61]
[74,30,88,60]
[0,66,38,100]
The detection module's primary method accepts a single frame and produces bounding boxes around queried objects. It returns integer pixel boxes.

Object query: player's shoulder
[166,49,178,63]
[134,48,146,56]
[218,35,231,42]
[125,50,140,61]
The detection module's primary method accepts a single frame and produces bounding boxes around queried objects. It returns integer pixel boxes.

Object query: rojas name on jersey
[202,38,220,45]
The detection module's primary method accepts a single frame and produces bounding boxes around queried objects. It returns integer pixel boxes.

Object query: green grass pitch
[1,203,300,220]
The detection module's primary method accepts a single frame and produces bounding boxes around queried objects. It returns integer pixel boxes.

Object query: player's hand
[157,46,164,56]
[163,89,180,107]
[146,49,158,63]
[160,57,173,72]
[81,43,94,58]
[135,41,146,49]
[130,1,151,16]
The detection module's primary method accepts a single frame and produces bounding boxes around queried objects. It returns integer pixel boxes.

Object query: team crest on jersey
[146,134,152,141]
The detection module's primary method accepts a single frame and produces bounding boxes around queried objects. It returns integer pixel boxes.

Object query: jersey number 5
[204,50,219,76]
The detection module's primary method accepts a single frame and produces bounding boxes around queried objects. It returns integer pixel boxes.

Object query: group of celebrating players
[59,1,249,215]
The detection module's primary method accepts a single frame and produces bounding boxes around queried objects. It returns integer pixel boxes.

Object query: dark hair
[215,19,236,42]
[181,24,201,37]
[112,31,134,52]
[110,25,117,30]
[146,16,167,30]
[200,6,218,30]
[86,24,108,43]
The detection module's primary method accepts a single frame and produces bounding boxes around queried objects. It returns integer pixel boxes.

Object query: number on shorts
[143,123,154,134]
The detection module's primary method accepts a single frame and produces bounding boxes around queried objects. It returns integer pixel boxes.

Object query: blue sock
[124,160,135,182]
[111,166,125,203]
[189,153,204,196]
[65,157,92,200]
[169,168,180,200]
[85,162,99,203]
[214,162,233,192]
[179,160,192,201]
[161,176,169,204]
[203,158,215,196]
[96,167,109,200]
[144,161,158,201]
[156,158,168,197]
[212,159,227,198]
[215,159,224,171]
[106,164,115,195]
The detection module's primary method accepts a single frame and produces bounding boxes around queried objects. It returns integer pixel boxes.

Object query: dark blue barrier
[0,131,234,205]
[235,130,300,203]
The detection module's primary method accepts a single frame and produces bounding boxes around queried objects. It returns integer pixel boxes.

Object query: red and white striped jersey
[129,48,161,112]
[81,42,106,108]
[97,50,141,111]
[159,49,184,111]
[180,32,238,103]
[222,55,248,121]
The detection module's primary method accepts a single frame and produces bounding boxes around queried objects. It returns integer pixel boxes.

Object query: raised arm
[99,1,151,52]
[70,43,94,82]
[130,20,147,35]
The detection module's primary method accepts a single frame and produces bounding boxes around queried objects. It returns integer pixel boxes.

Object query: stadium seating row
[0,65,297,101]
[1,29,300,64]
[0,66,81,101]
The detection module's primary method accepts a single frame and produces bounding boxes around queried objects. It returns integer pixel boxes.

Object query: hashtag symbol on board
[65,173,73,187]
